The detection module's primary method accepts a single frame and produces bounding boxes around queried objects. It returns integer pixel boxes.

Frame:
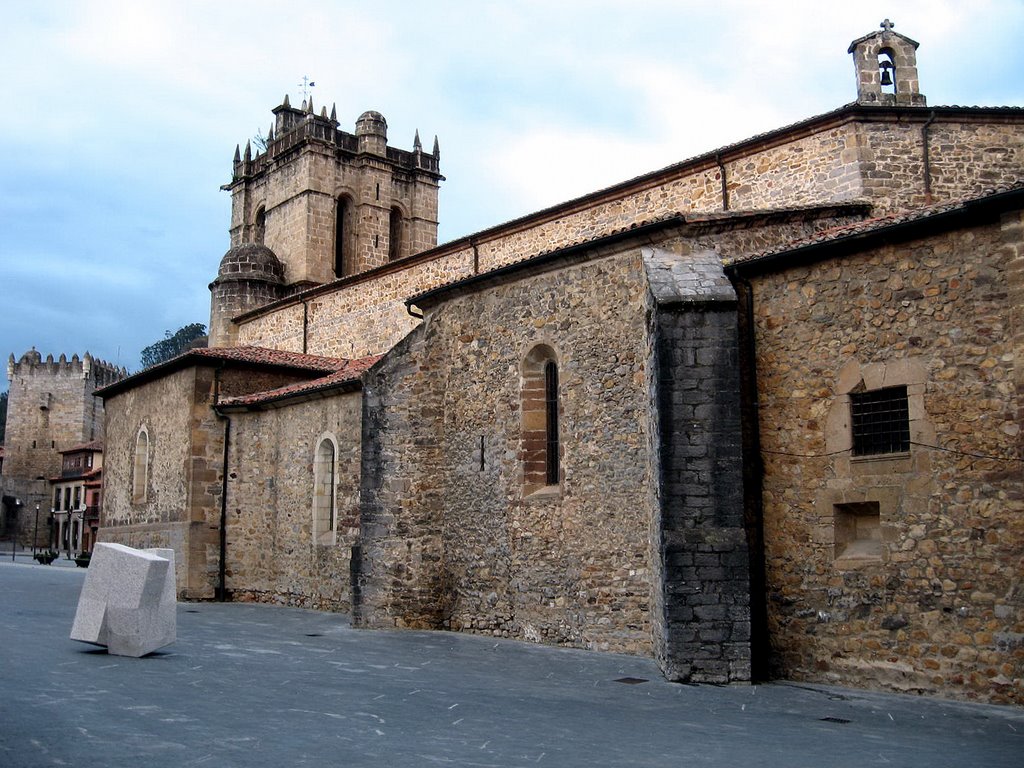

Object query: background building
[0,350,123,549]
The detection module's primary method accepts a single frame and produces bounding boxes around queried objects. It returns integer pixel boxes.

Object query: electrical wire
[761,440,1023,464]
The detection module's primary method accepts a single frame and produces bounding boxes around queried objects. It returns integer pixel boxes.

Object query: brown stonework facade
[100,352,345,598]
[91,24,1024,704]
[217,389,363,611]
[729,194,1024,704]
[356,245,657,655]
[229,110,1024,364]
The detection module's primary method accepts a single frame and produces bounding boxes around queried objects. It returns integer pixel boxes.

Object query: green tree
[140,323,207,369]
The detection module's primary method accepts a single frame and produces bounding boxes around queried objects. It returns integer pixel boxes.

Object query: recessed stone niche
[834,501,882,562]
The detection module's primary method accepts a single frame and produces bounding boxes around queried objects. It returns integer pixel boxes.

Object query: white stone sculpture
[70,542,177,657]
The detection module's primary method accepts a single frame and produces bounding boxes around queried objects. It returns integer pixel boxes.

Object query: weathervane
[298,76,316,101]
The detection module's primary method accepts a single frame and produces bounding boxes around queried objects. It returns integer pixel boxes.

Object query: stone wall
[101,367,199,594]
[221,390,363,611]
[101,364,319,598]
[747,215,1023,704]
[357,247,659,654]
[857,118,1024,213]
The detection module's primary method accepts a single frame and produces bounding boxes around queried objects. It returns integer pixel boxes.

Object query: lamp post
[10,499,21,562]
[32,504,40,557]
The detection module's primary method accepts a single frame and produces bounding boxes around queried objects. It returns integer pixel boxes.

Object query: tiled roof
[726,181,1024,269]
[50,466,102,483]
[96,345,350,398]
[216,355,381,409]
[184,346,345,371]
[60,441,104,454]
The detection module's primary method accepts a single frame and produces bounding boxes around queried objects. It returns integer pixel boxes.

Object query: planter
[74,553,92,568]
[34,551,58,565]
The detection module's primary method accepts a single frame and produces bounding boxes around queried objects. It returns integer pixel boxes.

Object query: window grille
[850,386,910,456]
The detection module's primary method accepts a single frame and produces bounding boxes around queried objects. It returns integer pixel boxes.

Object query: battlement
[7,349,127,387]
[228,96,442,186]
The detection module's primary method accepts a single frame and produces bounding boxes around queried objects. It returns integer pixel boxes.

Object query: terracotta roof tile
[217,355,381,409]
[97,345,353,398]
[185,345,345,371]
[60,440,104,454]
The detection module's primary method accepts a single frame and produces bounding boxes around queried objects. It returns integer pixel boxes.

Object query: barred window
[850,386,910,456]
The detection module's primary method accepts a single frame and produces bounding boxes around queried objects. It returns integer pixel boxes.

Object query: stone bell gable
[849,19,926,107]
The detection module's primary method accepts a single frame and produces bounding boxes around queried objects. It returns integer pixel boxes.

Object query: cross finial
[880,19,894,33]
[298,75,316,101]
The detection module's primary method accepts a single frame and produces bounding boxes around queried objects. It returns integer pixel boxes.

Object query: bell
[880,62,894,87]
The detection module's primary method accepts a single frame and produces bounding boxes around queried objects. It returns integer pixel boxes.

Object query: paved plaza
[1,558,1021,767]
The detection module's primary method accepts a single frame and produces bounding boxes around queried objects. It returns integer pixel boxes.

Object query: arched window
[521,345,560,491]
[334,196,354,278]
[878,49,896,95]
[312,436,337,543]
[253,206,266,246]
[388,207,403,261]
[132,426,149,503]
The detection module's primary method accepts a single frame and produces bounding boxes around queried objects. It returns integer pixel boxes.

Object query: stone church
[95,24,1024,704]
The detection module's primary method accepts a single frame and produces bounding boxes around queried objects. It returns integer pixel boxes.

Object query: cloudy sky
[2,0,1022,383]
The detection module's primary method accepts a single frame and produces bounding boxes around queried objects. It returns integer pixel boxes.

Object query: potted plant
[74,551,92,568]
[34,550,58,565]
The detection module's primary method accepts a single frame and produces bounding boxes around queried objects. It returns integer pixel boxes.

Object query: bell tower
[849,19,926,106]
[219,97,444,293]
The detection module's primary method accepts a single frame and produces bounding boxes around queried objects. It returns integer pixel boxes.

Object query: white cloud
[0,0,1021,374]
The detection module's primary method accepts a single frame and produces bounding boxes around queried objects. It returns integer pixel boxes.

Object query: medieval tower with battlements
[1,349,124,543]
[209,97,443,347]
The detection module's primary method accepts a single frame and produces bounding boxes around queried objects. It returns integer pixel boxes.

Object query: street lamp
[10,498,21,562]
[32,504,40,557]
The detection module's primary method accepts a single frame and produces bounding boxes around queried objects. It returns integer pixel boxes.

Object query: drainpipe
[213,366,231,602]
[470,237,480,275]
[716,152,730,211]
[302,300,309,354]
[921,111,937,205]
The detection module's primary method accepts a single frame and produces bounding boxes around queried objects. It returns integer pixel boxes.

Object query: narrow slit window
[522,345,560,492]
[313,437,337,543]
[545,360,559,485]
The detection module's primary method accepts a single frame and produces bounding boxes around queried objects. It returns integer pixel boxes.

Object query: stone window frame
[521,343,562,497]
[825,358,932,470]
[334,192,356,279]
[818,487,900,568]
[131,425,150,504]
[387,203,408,262]
[820,358,936,569]
[253,205,266,246]
[312,433,339,545]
